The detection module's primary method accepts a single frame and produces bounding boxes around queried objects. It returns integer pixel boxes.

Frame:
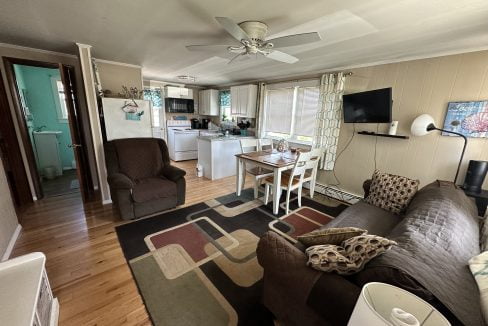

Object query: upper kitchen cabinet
[199,89,220,116]
[165,86,193,99]
[230,84,258,118]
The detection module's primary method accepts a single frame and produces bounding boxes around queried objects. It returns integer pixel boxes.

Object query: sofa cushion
[367,181,482,326]
[306,235,396,275]
[365,170,419,214]
[298,227,367,246]
[322,201,402,237]
[114,138,164,181]
[132,177,177,203]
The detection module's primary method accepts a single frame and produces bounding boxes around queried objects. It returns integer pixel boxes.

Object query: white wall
[319,50,488,195]
[0,156,20,259]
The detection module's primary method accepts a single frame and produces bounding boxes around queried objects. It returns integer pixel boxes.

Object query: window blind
[294,87,320,137]
[264,88,294,134]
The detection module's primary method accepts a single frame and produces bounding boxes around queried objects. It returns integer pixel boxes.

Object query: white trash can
[196,163,203,177]
[43,166,56,180]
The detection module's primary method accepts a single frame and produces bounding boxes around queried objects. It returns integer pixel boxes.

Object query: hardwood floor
[11,160,245,325]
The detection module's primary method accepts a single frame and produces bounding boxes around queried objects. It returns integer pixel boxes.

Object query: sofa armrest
[108,173,134,190]
[161,165,186,182]
[307,272,361,325]
[257,231,322,304]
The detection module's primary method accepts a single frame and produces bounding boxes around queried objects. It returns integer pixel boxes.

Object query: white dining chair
[239,139,273,198]
[258,138,274,151]
[302,148,324,198]
[264,151,313,214]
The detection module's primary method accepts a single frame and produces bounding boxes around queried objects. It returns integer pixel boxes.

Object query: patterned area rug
[116,189,348,326]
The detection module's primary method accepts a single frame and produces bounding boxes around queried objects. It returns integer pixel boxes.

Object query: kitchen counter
[198,135,255,142]
[197,135,254,180]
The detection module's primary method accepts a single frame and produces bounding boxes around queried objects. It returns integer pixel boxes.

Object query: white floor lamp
[410,114,468,184]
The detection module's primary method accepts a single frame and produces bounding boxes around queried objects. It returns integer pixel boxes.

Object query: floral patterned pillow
[365,170,420,214]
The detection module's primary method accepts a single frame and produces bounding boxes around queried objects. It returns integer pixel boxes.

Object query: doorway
[3,58,94,203]
[13,64,79,197]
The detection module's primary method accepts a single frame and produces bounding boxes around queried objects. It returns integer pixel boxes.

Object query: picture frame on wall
[442,101,488,138]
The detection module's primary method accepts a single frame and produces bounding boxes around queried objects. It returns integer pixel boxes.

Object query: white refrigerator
[102,98,165,141]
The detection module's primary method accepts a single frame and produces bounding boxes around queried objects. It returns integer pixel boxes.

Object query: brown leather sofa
[256,181,481,326]
[104,138,186,220]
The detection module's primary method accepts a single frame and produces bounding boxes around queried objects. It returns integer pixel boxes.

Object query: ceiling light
[177,75,196,82]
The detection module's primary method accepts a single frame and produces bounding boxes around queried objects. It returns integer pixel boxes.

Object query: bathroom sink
[33,131,62,135]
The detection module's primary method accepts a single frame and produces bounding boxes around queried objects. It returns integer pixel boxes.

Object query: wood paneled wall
[319,50,488,195]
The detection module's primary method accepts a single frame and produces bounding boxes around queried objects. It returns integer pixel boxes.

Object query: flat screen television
[343,88,392,123]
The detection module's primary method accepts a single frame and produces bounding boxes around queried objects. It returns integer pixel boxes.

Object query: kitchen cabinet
[230,84,258,118]
[199,89,220,116]
[165,86,193,99]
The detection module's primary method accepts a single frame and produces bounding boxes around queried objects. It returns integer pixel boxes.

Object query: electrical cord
[330,123,356,187]
[374,123,379,171]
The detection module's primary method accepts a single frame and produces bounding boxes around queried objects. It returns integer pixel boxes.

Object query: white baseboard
[2,224,22,262]
[102,199,112,205]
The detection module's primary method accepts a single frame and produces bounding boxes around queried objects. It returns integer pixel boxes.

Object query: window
[143,88,163,127]
[262,80,320,144]
[219,90,231,120]
[51,77,68,123]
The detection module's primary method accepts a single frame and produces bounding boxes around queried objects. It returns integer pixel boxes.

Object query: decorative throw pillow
[297,227,367,246]
[365,170,419,214]
[306,234,397,275]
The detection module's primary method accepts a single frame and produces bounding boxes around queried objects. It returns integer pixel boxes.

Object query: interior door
[59,64,94,202]
[0,67,32,211]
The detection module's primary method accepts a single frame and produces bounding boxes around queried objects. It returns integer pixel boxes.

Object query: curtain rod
[262,71,353,86]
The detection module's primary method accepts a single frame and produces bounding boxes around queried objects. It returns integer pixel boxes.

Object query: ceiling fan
[186,17,321,64]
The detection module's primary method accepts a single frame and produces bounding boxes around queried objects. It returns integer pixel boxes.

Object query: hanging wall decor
[443,101,488,138]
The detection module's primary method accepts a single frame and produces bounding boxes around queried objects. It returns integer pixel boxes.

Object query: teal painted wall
[14,65,75,171]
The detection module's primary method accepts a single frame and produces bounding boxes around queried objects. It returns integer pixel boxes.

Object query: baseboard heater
[306,182,362,205]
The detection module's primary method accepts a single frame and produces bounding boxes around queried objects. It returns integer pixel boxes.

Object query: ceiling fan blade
[186,44,232,52]
[266,32,321,48]
[227,53,252,64]
[266,50,299,64]
[215,17,250,41]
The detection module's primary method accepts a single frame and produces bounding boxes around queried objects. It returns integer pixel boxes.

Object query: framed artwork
[442,101,488,138]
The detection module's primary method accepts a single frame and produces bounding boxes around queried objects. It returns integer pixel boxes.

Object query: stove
[167,121,200,161]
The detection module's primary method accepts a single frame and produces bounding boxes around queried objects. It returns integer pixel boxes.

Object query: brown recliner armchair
[104,138,186,220]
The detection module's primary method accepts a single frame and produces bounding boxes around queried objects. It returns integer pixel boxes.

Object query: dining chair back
[258,138,274,151]
[240,138,259,153]
[304,148,324,198]
[239,138,273,198]
[264,150,314,214]
[288,151,314,186]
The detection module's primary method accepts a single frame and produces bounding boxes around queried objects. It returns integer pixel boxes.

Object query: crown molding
[0,42,77,58]
[94,58,142,69]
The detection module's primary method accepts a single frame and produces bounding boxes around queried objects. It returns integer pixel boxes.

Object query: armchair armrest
[161,165,186,182]
[107,173,134,190]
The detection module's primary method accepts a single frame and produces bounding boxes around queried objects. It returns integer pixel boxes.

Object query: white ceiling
[1,0,488,86]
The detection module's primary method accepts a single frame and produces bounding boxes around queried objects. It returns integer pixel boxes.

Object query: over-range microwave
[165,98,194,113]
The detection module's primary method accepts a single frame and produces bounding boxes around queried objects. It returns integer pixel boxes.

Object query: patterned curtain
[143,88,163,108]
[313,72,345,170]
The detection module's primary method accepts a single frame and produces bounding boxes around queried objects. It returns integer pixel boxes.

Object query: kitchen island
[197,135,255,180]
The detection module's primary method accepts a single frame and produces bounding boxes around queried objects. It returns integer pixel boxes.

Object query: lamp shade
[411,114,436,136]
[348,282,450,326]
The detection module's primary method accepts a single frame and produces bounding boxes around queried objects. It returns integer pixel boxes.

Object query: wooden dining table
[235,149,301,214]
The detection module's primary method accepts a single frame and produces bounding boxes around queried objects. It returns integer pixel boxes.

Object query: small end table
[463,189,488,217]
